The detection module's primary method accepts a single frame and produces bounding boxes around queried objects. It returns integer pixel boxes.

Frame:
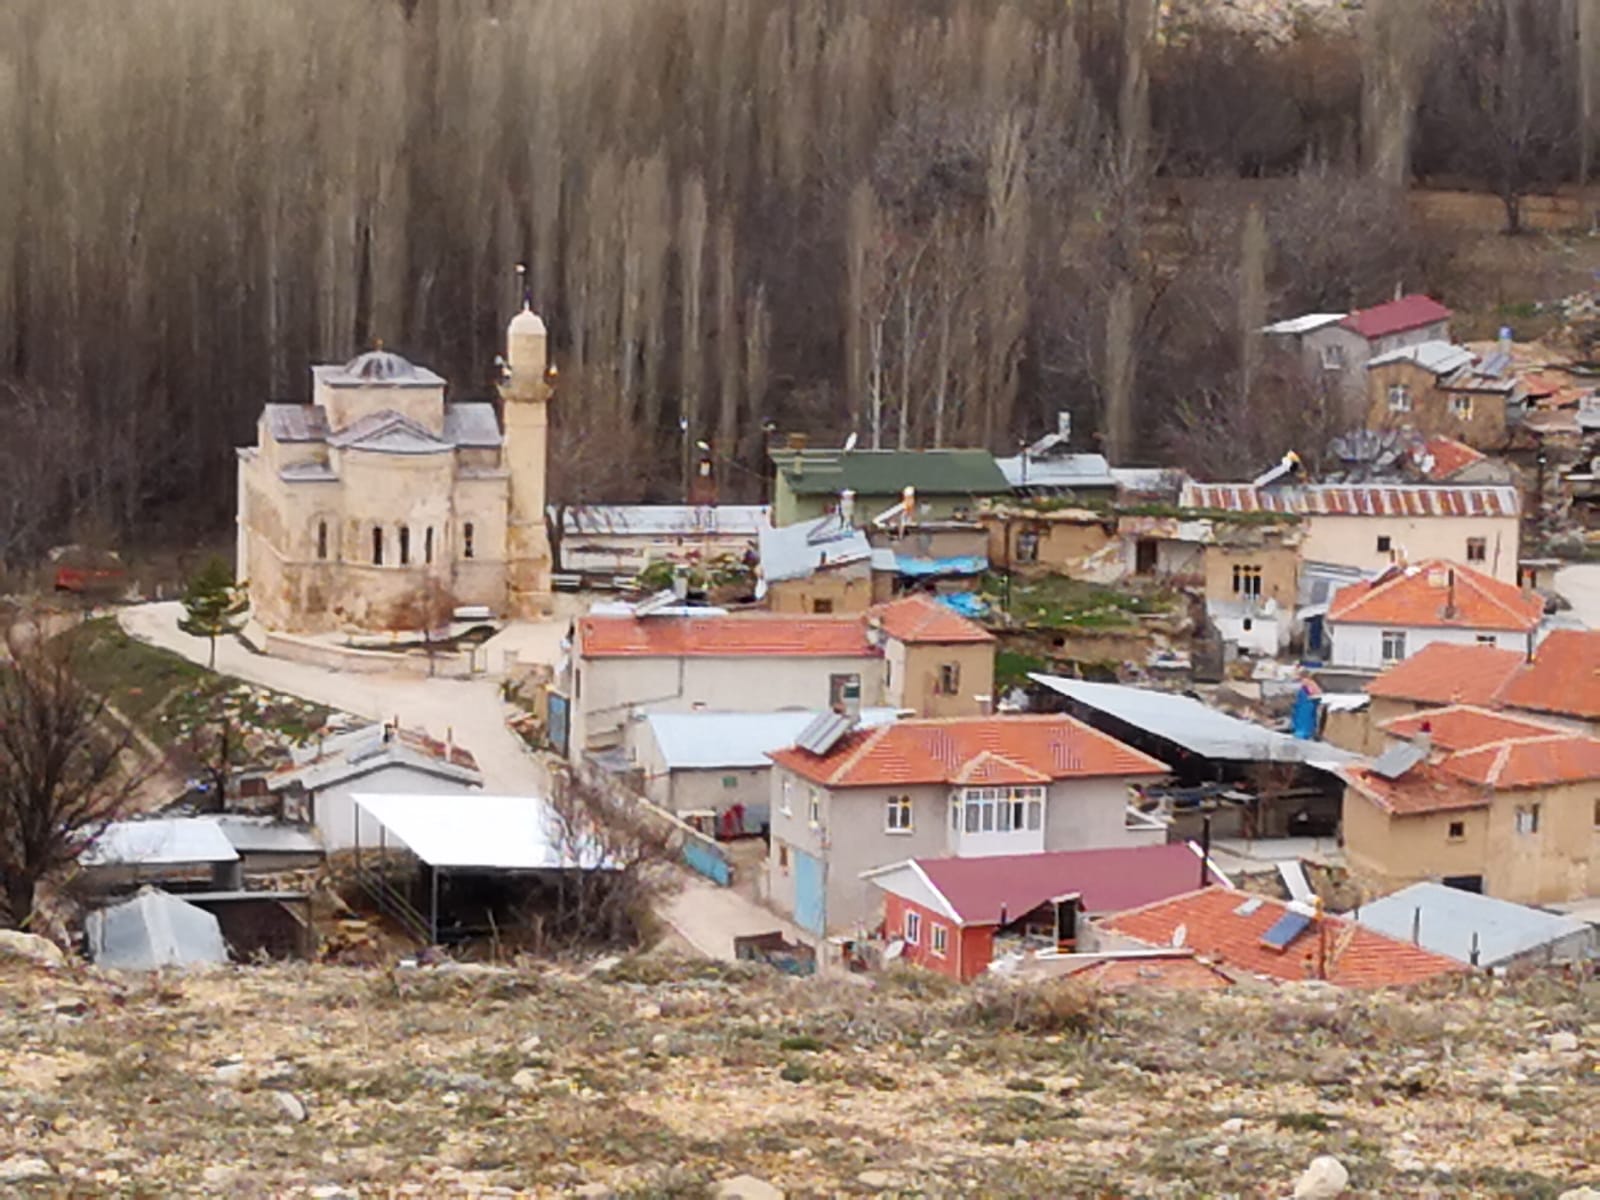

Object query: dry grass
[0,956,1592,1196]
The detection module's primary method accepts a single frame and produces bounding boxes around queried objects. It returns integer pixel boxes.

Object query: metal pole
[431,868,440,947]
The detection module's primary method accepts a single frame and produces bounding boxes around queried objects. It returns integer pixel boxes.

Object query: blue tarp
[936,592,990,619]
[895,554,988,578]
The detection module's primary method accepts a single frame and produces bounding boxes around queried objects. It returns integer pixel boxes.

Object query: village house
[553,504,767,582]
[1180,481,1522,583]
[1323,559,1546,670]
[767,445,1011,526]
[1200,519,1303,655]
[565,594,994,758]
[980,505,1114,577]
[1341,705,1600,904]
[860,843,1222,981]
[993,413,1119,503]
[1263,293,1452,415]
[764,715,1170,937]
[266,723,483,851]
[1354,881,1597,971]
[1092,887,1462,988]
[756,507,883,614]
[236,305,554,632]
[1363,341,1516,450]
[632,706,902,836]
[1406,435,1514,484]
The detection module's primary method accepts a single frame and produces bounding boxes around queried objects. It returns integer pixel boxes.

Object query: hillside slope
[0,955,1593,1196]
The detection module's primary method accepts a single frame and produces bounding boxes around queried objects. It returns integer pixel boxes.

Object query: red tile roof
[1366,642,1524,706]
[1180,482,1519,518]
[578,613,875,659]
[1442,734,1600,788]
[898,844,1222,926]
[1072,955,1235,991]
[871,594,994,644]
[1382,705,1566,751]
[1411,436,1485,481]
[1327,560,1543,633]
[1496,629,1600,720]
[1342,761,1489,815]
[1100,888,1462,988]
[770,714,1168,788]
[1340,294,1451,341]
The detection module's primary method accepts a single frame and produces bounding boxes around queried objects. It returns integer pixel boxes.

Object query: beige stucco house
[237,306,553,633]
[765,714,1169,937]
[1341,705,1600,904]
[1263,294,1451,417]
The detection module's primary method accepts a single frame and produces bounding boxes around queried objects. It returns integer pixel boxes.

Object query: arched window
[316,520,328,561]
[399,526,411,566]
[463,522,475,560]
[372,526,384,566]
[424,527,434,565]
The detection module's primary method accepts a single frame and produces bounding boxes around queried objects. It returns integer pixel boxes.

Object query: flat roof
[352,794,613,871]
[83,818,239,867]
[1030,676,1360,767]
[644,708,903,770]
[1356,883,1593,967]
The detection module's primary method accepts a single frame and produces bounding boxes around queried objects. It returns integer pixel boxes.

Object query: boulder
[710,1175,785,1200]
[1294,1155,1349,1199]
[0,930,66,968]
[0,1156,55,1184]
[271,1090,308,1123]
[1548,1031,1579,1054]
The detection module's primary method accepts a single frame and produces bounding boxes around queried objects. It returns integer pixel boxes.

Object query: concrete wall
[1203,542,1298,609]
[888,640,995,718]
[984,514,1113,572]
[1328,623,1533,671]
[572,653,883,754]
[1299,320,1451,419]
[312,764,480,852]
[1300,515,1520,583]
[1344,779,1600,904]
[766,566,875,614]
[631,726,773,827]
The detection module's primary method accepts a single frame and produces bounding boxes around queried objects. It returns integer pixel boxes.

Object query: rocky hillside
[0,949,1593,1197]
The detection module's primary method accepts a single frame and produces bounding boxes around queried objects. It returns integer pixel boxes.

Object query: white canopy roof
[83,818,239,867]
[352,793,613,871]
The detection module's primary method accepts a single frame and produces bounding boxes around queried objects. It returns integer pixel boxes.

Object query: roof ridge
[821,723,895,786]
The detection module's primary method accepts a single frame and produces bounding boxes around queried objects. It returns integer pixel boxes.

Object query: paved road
[118,602,541,793]
[1553,563,1600,629]
[656,868,812,962]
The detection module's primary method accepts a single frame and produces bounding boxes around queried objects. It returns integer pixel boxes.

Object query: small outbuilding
[1354,882,1597,971]
[86,888,229,971]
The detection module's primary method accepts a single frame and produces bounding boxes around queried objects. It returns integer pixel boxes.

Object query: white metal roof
[352,793,613,871]
[1365,340,1476,375]
[1355,883,1594,968]
[1029,676,1361,766]
[1262,312,1346,335]
[644,707,903,770]
[996,452,1116,490]
[83,818,239,867]
[757,513,873,590]
[558,504,770,538]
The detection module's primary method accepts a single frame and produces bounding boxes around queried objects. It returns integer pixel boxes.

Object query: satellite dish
[1170,922,1188,948]
[843,432,859,453]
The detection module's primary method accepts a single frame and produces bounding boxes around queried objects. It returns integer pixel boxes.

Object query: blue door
[793,849,827,936]
[547,693,570,756]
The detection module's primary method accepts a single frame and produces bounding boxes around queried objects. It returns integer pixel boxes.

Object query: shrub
[958,979,1105,1035]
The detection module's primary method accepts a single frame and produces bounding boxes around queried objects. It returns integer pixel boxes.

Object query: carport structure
[352,793,614,944]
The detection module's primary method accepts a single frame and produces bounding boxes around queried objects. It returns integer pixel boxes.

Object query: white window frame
[957,786,1045,837]
[808,789,821,828]
[885,794,913,833]
[1388,383,1412,413]
[1515,804,1540,835]
[779,777,793,817]
[1381,630,1407,663]
[930,924,949,957]
[1320,344,1344,371]
[904,909,921,945]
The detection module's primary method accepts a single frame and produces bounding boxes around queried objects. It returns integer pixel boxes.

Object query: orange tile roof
[578,613,875,659]
[769,714,1168,788]
[1342,761,1490,815]
[1381,705,1567,751]
[1442,734,1600,788]
[1367,642,1524,705]
[1411,436,1485,481]
[1328,560,1542,632]
[1072,955,1234,991]
[870,594,994,644]
[1100,888,1462,988]
[1496,629,1600,719]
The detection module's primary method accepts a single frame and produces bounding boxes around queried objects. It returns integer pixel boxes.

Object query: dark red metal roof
[1340,294,1451,340]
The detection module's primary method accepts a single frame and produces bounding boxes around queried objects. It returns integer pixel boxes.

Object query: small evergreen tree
[178,558,247,669]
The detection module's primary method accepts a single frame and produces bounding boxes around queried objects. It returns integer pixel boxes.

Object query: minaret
[502,302,554,617]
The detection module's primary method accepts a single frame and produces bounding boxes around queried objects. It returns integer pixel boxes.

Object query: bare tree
[0,623,142,928]
[387,576,459,678]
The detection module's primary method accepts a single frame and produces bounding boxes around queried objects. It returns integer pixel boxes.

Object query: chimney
[1444,568,1458,620]
[975,694,994,716]
[838,674,862,721]
[671,565,689,600]
[1415,727,1432,757]
[1411,905,1421,946]
[1057,410,1072,442]
[839,489,856,526]
[1498,325,1513,356]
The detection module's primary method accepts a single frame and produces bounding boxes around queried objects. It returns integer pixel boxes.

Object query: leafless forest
[0,0,1596,565]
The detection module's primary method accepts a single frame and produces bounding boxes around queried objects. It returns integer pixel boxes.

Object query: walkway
[655,867,811,962]
[118,602,544,793]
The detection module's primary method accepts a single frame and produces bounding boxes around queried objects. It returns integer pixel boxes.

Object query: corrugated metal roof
[1030,676,1361,766]
[351,794,613,870]
[1366,340,1475,375]
[1262,312,1346,335]
[1179,482,1520,518]
[83,818,239,867]
[778,449,1010,497]
[561,505,770,537]
[757,514,872,588]
[646,709,904,770]
[214,817,325,856]
[1356,883,1594,968]
[1340,294,1452,340]
[996,452,1116,490]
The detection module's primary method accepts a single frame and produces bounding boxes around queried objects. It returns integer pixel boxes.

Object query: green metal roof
[776,449,1010,497]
